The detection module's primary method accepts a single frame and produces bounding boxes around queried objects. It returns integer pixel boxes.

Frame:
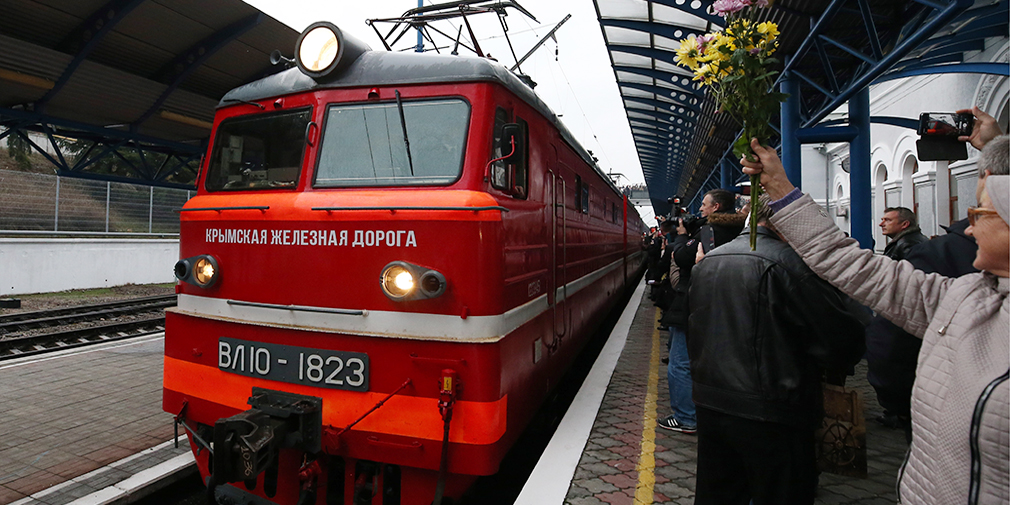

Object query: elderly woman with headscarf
[740,135,1009,505]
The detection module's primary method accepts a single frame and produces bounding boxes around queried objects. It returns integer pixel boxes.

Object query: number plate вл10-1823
[218,337,369,392]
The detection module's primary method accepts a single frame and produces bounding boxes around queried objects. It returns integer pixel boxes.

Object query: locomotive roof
[219,50,621,195]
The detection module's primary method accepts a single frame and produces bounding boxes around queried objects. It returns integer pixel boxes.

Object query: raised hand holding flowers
[674,0,785,250]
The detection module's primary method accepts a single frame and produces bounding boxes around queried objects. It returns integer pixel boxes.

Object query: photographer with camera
[658,188,745,434]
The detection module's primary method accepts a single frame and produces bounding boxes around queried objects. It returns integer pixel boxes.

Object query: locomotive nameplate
[218,338,368,392]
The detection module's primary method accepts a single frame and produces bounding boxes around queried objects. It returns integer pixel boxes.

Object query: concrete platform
[0,335,194,504]
[522,281,908,505]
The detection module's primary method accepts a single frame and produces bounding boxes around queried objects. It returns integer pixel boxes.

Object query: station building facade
[799,40,1009,252]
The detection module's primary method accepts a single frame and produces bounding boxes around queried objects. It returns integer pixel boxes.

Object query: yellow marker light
[298,26,339,73]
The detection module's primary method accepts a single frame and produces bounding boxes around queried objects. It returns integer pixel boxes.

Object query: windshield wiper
[394,90,415,176]
[221,98,265,109]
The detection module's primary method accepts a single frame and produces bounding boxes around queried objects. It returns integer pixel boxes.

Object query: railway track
[0,295,175,360]
[0,295,175,334]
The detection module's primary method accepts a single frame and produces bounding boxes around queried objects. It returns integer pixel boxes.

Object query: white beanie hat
[985,175,1009,225]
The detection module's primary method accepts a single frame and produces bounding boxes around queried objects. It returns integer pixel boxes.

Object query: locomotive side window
[574,175,589,213]
[205,108,311,191]
[314,98,470,187]
[511,117,528,199]
[490,108,509,190]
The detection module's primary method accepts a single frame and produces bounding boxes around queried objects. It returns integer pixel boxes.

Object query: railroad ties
[0,295,175,359]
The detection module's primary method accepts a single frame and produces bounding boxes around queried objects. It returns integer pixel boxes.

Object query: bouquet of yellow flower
[674,0,785,250]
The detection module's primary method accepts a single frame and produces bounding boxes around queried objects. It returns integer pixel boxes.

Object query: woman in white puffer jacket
[741,136,1009,505]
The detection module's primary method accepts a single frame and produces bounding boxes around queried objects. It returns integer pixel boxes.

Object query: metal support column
[720,159,734,190]
[54,176,60,232]
[147,185,153,232]
[105,181,111,233]
[781,69,803,189]
[416,0,424,52]
[849,88,872,249]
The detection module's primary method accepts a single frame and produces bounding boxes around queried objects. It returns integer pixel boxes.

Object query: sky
[241,0,647,189]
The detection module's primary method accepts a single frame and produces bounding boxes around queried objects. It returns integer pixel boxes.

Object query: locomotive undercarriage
[177,386,475,505]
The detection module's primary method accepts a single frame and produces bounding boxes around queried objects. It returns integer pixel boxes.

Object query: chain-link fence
[0,169,191,235]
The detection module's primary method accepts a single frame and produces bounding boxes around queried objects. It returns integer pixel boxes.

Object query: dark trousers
[694,408,818,505]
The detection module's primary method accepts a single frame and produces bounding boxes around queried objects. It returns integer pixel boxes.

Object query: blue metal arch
[877,62,1010,82]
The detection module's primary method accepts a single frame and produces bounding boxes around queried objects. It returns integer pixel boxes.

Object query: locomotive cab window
[205,108,311,191]
[490,108,509,190]
[511,118,528,199]
[490,111,528,199]
[314,98,469,187]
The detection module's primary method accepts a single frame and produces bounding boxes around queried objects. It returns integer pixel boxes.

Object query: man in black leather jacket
[880,207,928,260]
[687,199,865,505]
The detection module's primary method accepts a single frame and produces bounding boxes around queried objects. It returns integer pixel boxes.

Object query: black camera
[668,196,686,218]
[679,214,703,234]
[916,112,974,162]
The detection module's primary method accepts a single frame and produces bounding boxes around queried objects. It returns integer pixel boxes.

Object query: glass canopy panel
[654,34,684,52]
[655,59,693,76]
[612,52,653,66]
[604,26,652,46]
[621,87,656,98]
[596,0,649,19]
[652,3,710,31]
[616,71,656,84]
[628,111,663,121]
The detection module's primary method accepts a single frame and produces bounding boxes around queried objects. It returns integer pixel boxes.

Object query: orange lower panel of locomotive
[165,382,507,505]
[164,347,511,505]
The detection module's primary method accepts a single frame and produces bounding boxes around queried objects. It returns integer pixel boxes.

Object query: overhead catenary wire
[512,13,616,173]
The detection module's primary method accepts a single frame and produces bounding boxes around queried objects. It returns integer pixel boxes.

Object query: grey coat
[770,194,1009,505]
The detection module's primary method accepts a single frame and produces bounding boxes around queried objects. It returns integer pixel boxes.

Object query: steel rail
[0,316,167,360]
[0,295,176,325]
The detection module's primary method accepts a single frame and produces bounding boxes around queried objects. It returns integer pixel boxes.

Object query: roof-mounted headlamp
[295,22,370,81]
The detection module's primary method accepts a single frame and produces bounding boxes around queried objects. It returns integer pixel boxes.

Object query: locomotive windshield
[204,108,311,191]
[314,98,469,187]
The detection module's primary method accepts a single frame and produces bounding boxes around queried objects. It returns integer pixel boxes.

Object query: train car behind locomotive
[163,22,644,505]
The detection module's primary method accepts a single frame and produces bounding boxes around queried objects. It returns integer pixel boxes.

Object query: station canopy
[0,0,299,188]
[592,0,1009,216]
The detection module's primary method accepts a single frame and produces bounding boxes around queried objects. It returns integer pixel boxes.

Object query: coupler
[212,388,323,484]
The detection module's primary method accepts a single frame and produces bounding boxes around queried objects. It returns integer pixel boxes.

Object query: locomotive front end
[163,24,516,505]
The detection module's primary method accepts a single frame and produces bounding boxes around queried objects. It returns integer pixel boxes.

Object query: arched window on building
[901,155,917,212]
[874,163,888,252]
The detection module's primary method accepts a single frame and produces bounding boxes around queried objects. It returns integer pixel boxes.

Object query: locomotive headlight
[294,22,371,80]
[175,254,219,289]
[380,261,446,301]
[381,262,416,299]
[193,257,218,287]
[298,25,339,73]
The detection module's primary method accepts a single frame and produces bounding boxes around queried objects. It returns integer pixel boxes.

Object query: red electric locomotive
[164,22,644,505]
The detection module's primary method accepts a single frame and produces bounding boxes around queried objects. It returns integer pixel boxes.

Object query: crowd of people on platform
[640,105,1008,505]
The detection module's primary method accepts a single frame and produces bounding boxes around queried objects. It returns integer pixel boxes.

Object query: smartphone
[917,112,974,137]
